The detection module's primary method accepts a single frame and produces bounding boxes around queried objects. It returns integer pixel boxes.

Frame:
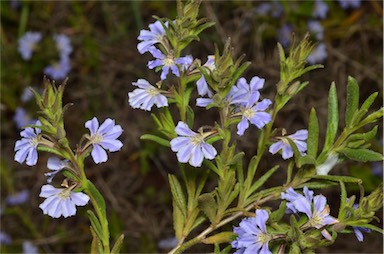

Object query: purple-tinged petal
[269,141,284,154]
[201,143,217,160]
[237,117,250,136]
[174,121,196,137]
[189,145,204,167]
[85,117,99,136]
[91,144,108,164]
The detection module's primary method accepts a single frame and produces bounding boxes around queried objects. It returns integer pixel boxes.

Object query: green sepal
[37,145,65,157]
[111,233,125,254]
[202,232,236,244]
[140,134,170,147]
[339,148,383,162]
[345,76,359,128]
[323,83,338,152]
[248,165,279,195]
[307,108,319,157]
[62,170,81,182]
[197,193,217,224]
[88,210,104,242]
[168,174,187,218]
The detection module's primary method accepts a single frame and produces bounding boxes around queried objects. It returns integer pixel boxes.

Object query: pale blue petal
[189,146,204,167]
[175,121,196,136]
[237,117,249,136]
[91,144,108,164]
[176,144,193,163]
[170,137,191,152]
[289,129,308,140]
[26,147,38,166]
[269,141,284,154]
[255,209,269,232]
[85,117,99,136]
[70,192,90,206]
[281,145,294,159]
[99,139,123,152]
[201,143,217,160]
[98,118,115,135]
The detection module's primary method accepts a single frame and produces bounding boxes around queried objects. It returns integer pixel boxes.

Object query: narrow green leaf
[312,174,362,184]
[345,76,359,127]
[90,226,103,254]
[324,83,339,152]
[198,193,217,224]
[339,148,383,162]
[297,180,338,189]
[270,201,287,223]
[248,166,279,195]
[307,108,319,157]
[356,224,384,234]
[360,92,378,112]
[87,210,104,241]
[111,234,125,254]
[298,155,317,167]
[202,232,236,244]
[86,180,106,220]
[168,175,187,217]
[338,181,347,220]
[190,215,206,232]
[347,126,378,143]
[140,134,170,147]
[37,146,66,157]
[172,199,185,240]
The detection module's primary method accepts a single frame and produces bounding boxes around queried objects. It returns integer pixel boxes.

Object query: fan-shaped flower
[128,79,168,111]
[170,121,217,167]
[43,56,71,80]
[39,185,89,218]
[85,117,123,164]
[236,92,272,136]
[54,34,73,58]
[232,209,272,254]
[148,47,193,80]
[269,129,308,159]
[281,187,338,229]
[14,121,41,166]
[137,20,168,54]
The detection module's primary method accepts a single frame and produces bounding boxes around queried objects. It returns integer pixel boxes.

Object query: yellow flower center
[163,56,175,66]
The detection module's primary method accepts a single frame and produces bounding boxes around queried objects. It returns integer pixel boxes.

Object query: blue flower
[255,1,283,18]
[43,56,71,80]
[13,107,36,129]
[128,79,168,111]
[18,32,42,60]
[22,241,38,254]
[137,20,168,54]
[232,209,272,254]
[45,157,68,183]
[269,129,308,159]
[337,0,361,9]
[281,187,338,229]
[54,34,72,58]
[5,190,29,206]
[308,21,324,40]
[14,121,41,166]
[85,117,123,164]
[158,236,178,250]
[307,43,327,64]
[148,47,193,80]
[229,76,265,106]
[39,184,90,218]
[236,93,272,136]
[312,0,328,19]
[170,121,217,167]
[196,55,215,97]
[0,231,11,245]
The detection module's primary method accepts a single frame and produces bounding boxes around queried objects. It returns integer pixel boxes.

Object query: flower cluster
[14,115,123,218]
[231,209,272,254]
[281,187,338,238]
